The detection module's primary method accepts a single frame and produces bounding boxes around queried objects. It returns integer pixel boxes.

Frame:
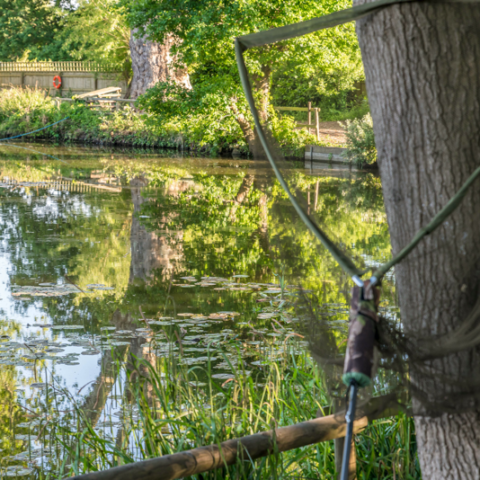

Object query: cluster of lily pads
[172,275,287,295]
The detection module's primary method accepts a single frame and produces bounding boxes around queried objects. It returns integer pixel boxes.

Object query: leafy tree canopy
[121,0,364,149]
[61,0,132,81]
[120,0,364,103]
[0,0,130,79]
[0,0,74,61]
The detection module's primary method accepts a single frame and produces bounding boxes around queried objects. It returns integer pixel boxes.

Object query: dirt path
[315,121,347,145]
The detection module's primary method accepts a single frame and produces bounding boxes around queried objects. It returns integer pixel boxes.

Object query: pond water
[0,142,398,478]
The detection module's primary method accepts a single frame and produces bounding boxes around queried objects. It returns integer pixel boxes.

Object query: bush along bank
[343,113,377,168]
[0,87,321,157]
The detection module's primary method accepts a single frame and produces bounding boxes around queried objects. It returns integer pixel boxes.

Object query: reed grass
[39,336,421,480]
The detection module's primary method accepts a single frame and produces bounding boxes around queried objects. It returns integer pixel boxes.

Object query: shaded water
[0,143,397,477]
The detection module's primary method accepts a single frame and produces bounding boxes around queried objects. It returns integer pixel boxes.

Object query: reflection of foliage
[0,320,24,459]
[118,162,395,328]
[0,176,132,326]
[0,157,417,479]
[269,173,394,306]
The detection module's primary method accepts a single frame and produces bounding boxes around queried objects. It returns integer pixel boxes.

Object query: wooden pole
[71,414,369,480]
[308,101,312,135]
[315,107,320,142]
[314,181,319,211]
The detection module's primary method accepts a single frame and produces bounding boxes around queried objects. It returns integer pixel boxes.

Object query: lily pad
[211,373,235,380]
[51,325,84,330]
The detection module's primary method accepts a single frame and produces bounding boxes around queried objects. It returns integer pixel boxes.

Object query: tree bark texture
[231,66,271,157]
[355,3,480,478]
[129,30,191,99]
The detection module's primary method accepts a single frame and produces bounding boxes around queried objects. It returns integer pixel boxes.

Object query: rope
[235,0,480,287]
[0,117,69,142]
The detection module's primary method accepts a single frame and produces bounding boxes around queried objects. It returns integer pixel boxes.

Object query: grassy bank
[0,87,315,157]
[0,87,373,158]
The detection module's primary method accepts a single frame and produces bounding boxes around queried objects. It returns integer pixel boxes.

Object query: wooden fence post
[308,101,312,134]
[315,107,320,142]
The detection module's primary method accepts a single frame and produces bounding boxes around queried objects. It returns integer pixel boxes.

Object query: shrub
[343,113,377,167]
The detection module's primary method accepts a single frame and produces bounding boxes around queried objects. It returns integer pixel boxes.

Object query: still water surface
[0,143,396,476]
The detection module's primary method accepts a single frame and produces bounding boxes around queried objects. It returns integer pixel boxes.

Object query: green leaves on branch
[61,0,132,82]
[343,114,377,167]
[122,0,366,149]
[0,0,73,61]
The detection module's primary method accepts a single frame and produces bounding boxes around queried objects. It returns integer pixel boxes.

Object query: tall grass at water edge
[26,338,422,480]
[0,87,315,156]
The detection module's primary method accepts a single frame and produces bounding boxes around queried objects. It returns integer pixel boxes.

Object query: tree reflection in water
[0,148,401,477]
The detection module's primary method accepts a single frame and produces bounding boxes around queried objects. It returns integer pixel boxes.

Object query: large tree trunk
[129,30,191,99]
[232,66,271,157]
[355,3,480,478]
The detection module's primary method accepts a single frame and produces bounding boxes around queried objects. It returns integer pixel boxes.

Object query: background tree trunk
[129,30,191,99]
[355,3,480,478]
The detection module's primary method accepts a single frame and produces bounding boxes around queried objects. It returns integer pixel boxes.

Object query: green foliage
[0,0,74,61]
[320,97,370,122]
[343,113,377,167]
[0,86,314,155]
[121,0,361,75]
[357,414,420,479]
[0,87,194,150]
[138,79,318,155]
[0,0,129,77]
[121,0,365,151]
[138,76,250,153]
[61,0,132,82]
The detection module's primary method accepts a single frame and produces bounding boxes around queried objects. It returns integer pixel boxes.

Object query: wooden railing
[55,97,136,112]
[0,62,122,73]
[274,102,321,140]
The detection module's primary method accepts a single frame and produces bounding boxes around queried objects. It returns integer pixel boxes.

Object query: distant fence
[0,62,127,96]
[274,102,321,140]
[0,62,122,73]
[54,97,136,113]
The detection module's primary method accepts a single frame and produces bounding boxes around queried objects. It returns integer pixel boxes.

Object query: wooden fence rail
[0,62,122,73]
[71,394,405,480]
[274,102,321,140]
[71,415,368,480]
[55,97,136,112]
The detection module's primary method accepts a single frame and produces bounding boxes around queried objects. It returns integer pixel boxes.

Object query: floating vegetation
[11,284,81,297]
